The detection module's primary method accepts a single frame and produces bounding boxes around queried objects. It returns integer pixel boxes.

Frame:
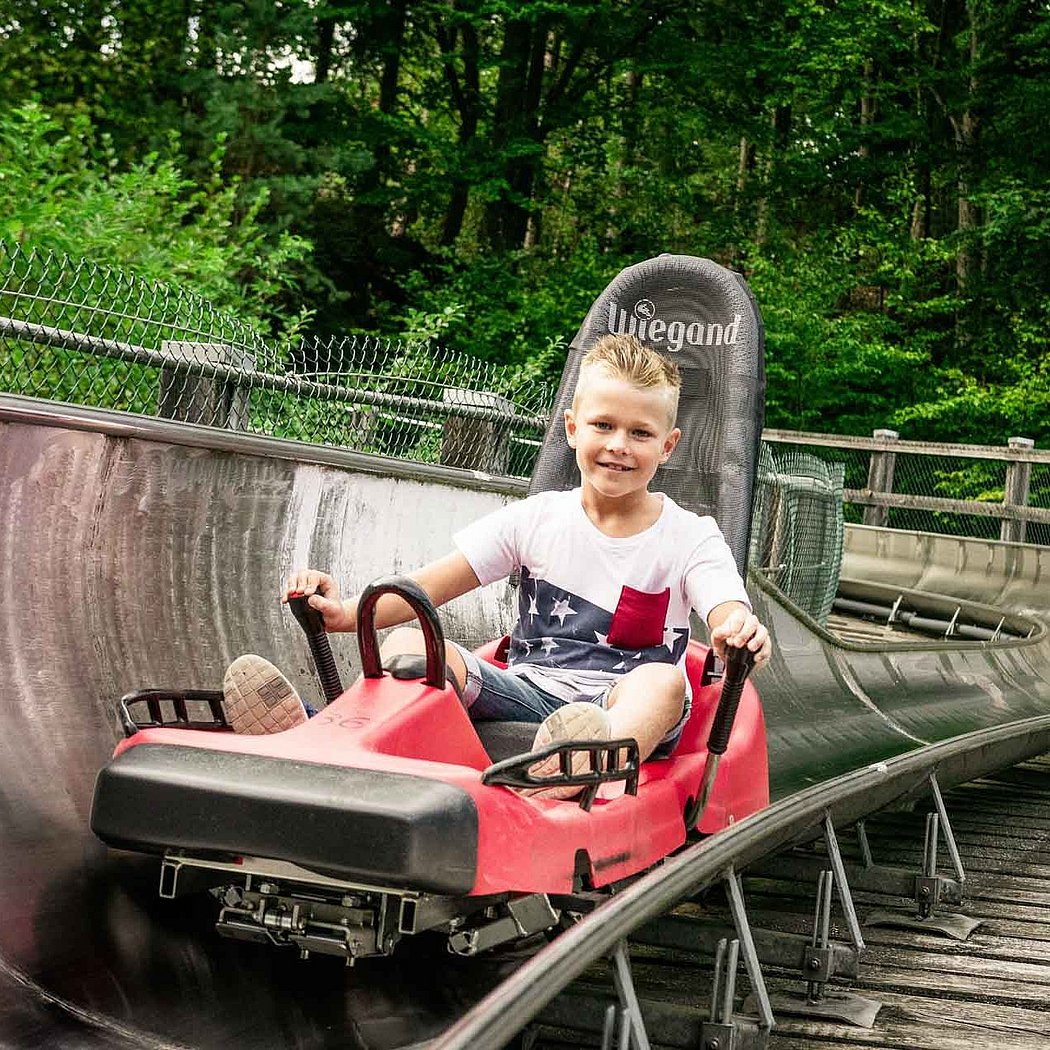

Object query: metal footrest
[118,688,229,736]
[482,738,640,810]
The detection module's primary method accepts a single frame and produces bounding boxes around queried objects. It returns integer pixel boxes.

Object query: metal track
[433,719,1050,1049]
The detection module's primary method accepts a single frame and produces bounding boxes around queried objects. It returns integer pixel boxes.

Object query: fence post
[863,429,899,527]
[1000,436,1035,544]
[158,342,254,428]
[441,388,513,474]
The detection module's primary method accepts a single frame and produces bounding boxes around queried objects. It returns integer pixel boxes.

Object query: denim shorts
[452,644,686,758]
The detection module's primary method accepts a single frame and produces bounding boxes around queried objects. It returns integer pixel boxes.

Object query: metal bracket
[600,940,651,1050]
[856,820,874,868]
[916,810,943,917]
[699,938,769,1050]
[447,894,559,956]
[863,773,981,940]
[753,869,883,1029]
[725,869,774,1031]
[865,811,977,938]
[806,871,834,1000]
[399,892,502,935]
[929,772,966,885]
[913,773,967,912]
[823,815,865,951]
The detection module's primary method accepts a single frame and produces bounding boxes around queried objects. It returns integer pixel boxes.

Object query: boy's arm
[284,552,482,633]
[707,601,772,668]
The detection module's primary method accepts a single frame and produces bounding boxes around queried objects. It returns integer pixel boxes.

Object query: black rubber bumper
[90,744,478,895]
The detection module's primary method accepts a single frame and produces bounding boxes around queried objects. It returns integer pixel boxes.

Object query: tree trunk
[439,18,481,246]
[605,69,643,250]
[910,48,931,240]
[194,0,217,72]
[360,0,407,192]
[736,135,753,200]
[954,5,981,296]
[315,14,336,84]
[481,18,546,252]
[854,58,876,210]
[755,104,791,246]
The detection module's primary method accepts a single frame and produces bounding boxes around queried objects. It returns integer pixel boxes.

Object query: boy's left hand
[708,605,771,669]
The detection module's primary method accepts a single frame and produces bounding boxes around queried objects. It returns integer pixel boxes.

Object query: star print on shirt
[662,624,689,652]
[512,565,690,674]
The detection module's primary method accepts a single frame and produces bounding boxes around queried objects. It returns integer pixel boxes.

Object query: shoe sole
[532,702,611,750]
[526,702,612,798]
[223,654,307,735]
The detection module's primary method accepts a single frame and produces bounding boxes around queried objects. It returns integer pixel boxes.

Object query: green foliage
[0,102,313,339]
[893,360,1050,446]
[381,242,621,383]
[0,344,158,415]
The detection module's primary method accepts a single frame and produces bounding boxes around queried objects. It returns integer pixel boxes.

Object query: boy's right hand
[282,570,355,632]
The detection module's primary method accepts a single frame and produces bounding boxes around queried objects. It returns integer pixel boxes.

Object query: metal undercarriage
[162,852,563,963]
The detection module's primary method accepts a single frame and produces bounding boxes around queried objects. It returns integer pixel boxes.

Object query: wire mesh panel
[0,243,552,477]
[1030,463,1050,547]
[875,449,1006,539]
[750,444,845,625]
[763,441,869,527]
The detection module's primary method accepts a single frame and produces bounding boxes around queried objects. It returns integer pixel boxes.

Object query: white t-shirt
[453,489,750,703]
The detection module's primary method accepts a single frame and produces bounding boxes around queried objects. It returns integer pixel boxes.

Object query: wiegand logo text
[608,300,741,352]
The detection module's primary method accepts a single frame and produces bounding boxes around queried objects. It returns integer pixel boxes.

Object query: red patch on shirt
[607,586,670,650]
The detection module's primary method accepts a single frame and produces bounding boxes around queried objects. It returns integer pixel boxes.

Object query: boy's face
[564,371,681,501]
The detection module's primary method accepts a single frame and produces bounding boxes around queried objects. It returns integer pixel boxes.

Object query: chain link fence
[0,242,553,477]
[878,449,1049,544]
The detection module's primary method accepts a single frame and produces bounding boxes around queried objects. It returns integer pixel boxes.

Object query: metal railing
[765,429,1050,546]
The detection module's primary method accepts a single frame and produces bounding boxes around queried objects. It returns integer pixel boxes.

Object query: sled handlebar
[706,643,757,756]
[357,576,447,690]
[685,643,757,830]
[286,595,345,704]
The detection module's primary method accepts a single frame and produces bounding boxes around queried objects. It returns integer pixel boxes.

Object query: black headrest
[529,254,765,576]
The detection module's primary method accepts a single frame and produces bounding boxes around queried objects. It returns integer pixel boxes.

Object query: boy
[224,335,771,794]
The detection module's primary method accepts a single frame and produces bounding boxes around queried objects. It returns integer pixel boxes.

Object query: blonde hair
[574,334,681,425]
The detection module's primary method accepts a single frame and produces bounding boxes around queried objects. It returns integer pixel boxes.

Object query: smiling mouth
[598,462,633,472]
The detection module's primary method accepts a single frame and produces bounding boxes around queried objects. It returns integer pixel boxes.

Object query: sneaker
[526,702,611,799]
[223,654,308,735]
